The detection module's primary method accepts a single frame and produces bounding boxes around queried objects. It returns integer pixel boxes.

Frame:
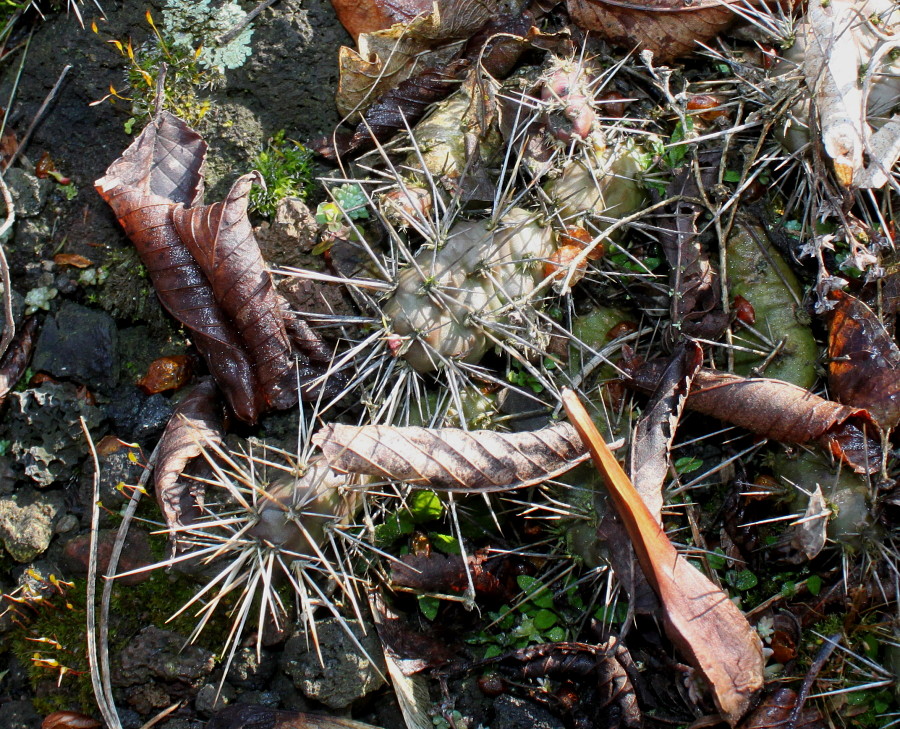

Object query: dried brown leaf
[391,550,518,601]
[625,361,881,474]
[827,290,900,430]
[656,154,728,338]
[740,687,826,729]
[331,0,433,40]
[0,315,38,400]
[566,0,741,63]
[629,340,702,520]
[154,378,223,548]
[41,711,101,729]
[313,421,587,491]
[173,173,298,410]
[95,112,263,423]
[563,389,764,726]
[207,704,382,729]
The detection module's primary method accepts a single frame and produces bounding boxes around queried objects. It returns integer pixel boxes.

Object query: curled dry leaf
[207,704,382,729]
[53,253,93,268]
[313,421,587,491]
[656,153,728,338]
[566,0,741,63]
[331,0,433,40]
[827,290,900,430]
[153,378,224,549]
[95,111,263,423]
[740,687,826,729]
[562,389,764,726]
[629,340,702,521]
[173,172,297,410]
[625,359,882,474]
[391,549,518,602]
[0,315,38,400]
[41,712,101,729]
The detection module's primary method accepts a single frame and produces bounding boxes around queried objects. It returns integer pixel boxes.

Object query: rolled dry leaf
[313,421,586,491]
[153,378,223,549]
[827,290,900,430]
[173,172,298,410]
[626,362,881,473]
[0,315,38,400]
[566,0,741,63]
[95,112,264,422]
[41,712,101,729]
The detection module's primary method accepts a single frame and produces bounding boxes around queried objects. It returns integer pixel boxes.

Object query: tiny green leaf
[418,595,440,621]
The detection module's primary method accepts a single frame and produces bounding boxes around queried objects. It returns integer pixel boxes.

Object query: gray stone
[32,301,119,392]
[54,513,79,534]
[116,626,215,687]
[0,488,64,561]
[195,682,236,717]
[0,699,40,729]
[7,382,106,487]
[225,647,277,690]
[5,168,50,218]
[255,197,319,267]
[492,695,565,729]
[281,618,386,709]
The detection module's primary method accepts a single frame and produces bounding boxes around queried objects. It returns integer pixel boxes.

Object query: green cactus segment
[545,141,648,229]
[383,208,554,373]
[725,223,819,388]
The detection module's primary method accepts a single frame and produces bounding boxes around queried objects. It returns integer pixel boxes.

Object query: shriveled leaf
[206,704,382,729]
[313,421,587,491]
[53,253,93,268]
[740,687,826,729]
[335,1,500,118]
[41,712,101,729]
[331,0,432,41]
[95,112,263,423]
[0,315,38,400]
[566,0,741,63]
[656,153,728,338]
[625,360,881,474]
[391,550,517,601]
[562,389,764,726]
[827,290,900,430]
[630,340,703,520]
[790,485,829,562]
[372,591,459,673]
[153,378,224,549]
[173,173,299,410]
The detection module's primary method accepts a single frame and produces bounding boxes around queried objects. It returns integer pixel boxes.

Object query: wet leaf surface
[153,378,223,549]
[827,290,900,430]
[739,687,826,729]
[313,421,587,491]
[563,389,764,726]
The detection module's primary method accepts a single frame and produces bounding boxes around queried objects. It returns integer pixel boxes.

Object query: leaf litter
[72,0,900,726]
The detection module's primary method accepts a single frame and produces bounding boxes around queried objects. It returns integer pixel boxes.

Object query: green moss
[249,130,316,218]
[8,569,233,713]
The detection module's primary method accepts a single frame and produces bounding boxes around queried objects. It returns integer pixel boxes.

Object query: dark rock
[195,682,236,717]
[6,382,106,487]
[278,275,357,321]
[32,301,119,392]
[267,673,308,712]
[61,527,154,585]
[157,720,203,729]
[233,691,280,708]
[115,626,215,687]
[0,699,40,729]
[225,647,277,690]
[5,168,50,218]
[0,456,17,495]
[281,618,386,709]
[0,488,64,562]
[76,438,146,513]
[492,696,565,729]
[125,683,174,716]
[106,386,173,445]
[202,101,265,201]
[117,709,143,729]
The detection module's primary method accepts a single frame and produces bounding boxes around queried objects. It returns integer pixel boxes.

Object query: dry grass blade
[561,388,764,726]
[313,421,588,492]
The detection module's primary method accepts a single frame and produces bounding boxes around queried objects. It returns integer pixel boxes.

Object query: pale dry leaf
[313,421,587,491]
[791,485,829,561]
